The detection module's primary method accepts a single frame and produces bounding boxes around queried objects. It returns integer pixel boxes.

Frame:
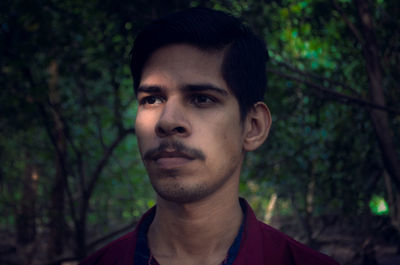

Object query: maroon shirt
[80,199,340,265]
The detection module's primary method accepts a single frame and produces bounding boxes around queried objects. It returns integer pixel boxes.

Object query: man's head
[131,8,271,204]
[130,7,269,119]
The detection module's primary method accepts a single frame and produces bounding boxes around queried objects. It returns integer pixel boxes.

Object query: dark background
[1,0,399,264]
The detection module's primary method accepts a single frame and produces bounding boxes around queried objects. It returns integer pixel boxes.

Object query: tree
[0,0,398,264]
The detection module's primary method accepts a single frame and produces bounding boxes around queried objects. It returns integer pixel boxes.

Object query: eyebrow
[182,84,229,96]
[136,85,163,94]
[137,83,229,97]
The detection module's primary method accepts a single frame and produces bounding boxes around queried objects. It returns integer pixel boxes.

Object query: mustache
[143,141,206,161]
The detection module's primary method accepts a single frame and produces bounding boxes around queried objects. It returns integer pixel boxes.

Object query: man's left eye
[192,95,215,105]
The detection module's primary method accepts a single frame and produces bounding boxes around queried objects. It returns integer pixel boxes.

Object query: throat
[147,198,245,265]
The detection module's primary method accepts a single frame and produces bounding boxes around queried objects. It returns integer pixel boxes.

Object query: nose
[155,101,191,138]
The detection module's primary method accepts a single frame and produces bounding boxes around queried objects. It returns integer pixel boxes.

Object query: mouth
[151,151,195,169]
[152,150,194,160]
[143,141,205,170]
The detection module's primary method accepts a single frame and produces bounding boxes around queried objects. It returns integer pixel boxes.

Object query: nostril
[156,126,166,135]
[174,126,186,133]
[155,124,187,137]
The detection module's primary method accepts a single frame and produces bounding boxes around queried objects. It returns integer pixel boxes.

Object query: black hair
[130,7,269,118]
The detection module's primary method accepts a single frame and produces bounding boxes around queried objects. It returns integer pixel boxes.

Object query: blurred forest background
[1,0,399,264]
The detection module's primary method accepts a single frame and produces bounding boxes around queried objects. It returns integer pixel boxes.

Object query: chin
[153,181,212,204]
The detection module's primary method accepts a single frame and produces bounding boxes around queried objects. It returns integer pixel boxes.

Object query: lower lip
[155,157,192,169]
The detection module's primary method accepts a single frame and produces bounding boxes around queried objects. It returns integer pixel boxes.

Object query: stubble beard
[147,162,239,204]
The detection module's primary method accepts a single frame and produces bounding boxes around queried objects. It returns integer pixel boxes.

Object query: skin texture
[135,44,271,265]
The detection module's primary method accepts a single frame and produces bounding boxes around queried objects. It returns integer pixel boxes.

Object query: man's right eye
[140,96,163,105]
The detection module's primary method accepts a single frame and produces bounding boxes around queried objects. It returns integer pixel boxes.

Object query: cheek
[203,122,244,176]
[135,111,157,148]
[205,115,244,153]
[135,110,159,131]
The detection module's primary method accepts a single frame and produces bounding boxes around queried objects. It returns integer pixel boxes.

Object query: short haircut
[130,7,269,118]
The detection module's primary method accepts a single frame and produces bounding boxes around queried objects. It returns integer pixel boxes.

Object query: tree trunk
[384,170,400,237]
[75,216,87,259]
[47,60,67,258]
[264,193,277,223]
[304,160,316,247]
[355,0,400,190]
[16,156,38,245]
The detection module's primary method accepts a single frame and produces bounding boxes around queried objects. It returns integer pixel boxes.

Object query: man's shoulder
[239,199,340,265]
[256,220,339,264]
[79,231,137,265]
[79,207,155,265]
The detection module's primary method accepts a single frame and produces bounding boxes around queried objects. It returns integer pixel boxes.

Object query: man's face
[135,44,246,203]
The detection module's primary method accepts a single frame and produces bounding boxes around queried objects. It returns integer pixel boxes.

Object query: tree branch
[85,128,136,200]
[90,104,107,151]
[268,68,400,115]
[274,60,362,97]
[23,66,79,225]
[111,66,124,135]
[332,0,364,45]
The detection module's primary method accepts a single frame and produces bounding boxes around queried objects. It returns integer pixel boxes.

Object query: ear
[243,102,271,151]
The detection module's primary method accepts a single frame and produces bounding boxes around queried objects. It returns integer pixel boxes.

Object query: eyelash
[191,94,217,104]
[139,95,164,105]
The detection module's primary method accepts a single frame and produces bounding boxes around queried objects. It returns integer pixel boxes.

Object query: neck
[147,187,243,265]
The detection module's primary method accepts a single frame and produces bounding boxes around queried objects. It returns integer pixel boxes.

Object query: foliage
[0,0,399,263]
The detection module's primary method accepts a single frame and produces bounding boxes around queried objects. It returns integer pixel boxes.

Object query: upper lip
[152,150,195,161]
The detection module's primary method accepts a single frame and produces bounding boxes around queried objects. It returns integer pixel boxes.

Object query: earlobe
[243,102,271,151]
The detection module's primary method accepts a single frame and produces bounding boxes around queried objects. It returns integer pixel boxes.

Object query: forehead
[140,44,230,93]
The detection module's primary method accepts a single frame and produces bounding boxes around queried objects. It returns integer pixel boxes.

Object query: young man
[81,8,340,265]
